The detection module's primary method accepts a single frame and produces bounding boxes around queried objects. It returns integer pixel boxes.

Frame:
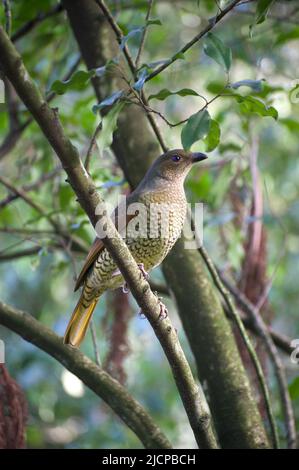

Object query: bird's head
[135,149,207,193]
[149,149,207,183]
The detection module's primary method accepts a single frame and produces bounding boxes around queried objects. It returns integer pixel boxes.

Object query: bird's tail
[63,291,99,348]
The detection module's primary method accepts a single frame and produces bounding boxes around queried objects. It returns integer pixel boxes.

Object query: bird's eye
[171,155,181,162]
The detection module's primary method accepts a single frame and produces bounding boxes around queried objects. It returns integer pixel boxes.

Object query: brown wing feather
[74,237,104,291]
[74,207,139,291]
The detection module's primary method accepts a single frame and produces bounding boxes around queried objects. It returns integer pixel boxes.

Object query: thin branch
[135,0,154,69]
[128,88,223,128]
[0,300,171,449]
[219,272,297,449]
[95,0,136,77]
[149,279,295,357]
[0,25,218,449]
[94,0,237,152]
[0,56,81,160]
[84,121,102,172]
[0,175,54,216]
[0,246,43,261]
[0,227,55,235]
[198,245,279,449]
[0,166,62,209]
[90,319,102,367]
[144,0,242,83]
[95,0,167,151]
[0,174,88,254]
[11,3,63,42]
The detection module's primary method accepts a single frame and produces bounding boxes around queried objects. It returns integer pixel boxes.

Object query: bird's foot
[138,310,146,319]
[122,282,129,294]
[138,263,149,280]
[158,300,168,320]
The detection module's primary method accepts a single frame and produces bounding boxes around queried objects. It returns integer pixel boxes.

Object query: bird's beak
[192,152,207,163]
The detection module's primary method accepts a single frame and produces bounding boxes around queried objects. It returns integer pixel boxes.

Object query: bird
[63,149,207,347]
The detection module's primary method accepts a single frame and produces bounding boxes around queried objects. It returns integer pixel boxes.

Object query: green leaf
[120,27,143,50]
[203,32,232,72]
[206,80,228,94]
[92,90,124,113]
[181,109,211,150]
[255,0,276,25]
[50,70,95,95]
[148,88,199,101]
[203,119,221,152]
[289,376,299,401]
[231,79,264,92]
[233,95,278,119]
[96,102,124,152]
[133,68,149,91]
[95,58,119,77]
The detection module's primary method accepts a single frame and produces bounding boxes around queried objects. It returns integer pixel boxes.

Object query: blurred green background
[0,0,299,448]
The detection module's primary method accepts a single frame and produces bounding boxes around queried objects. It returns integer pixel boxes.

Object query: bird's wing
[74,200,139,291]
[74,237,104,291]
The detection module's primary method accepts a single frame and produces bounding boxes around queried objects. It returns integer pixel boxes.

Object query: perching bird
[64,149,207,347]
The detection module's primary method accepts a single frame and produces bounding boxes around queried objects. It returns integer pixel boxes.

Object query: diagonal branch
[0,300,171,449]
[0,166,61,209]
[149,280,296,356]
[198,245,279,449]
[219,272,297,449]
[0,56,81,160]
[0,25,218,449]
[144,0,242,82]
[0,175,88,254]
[11,3,64,42]
[135,0,154,69]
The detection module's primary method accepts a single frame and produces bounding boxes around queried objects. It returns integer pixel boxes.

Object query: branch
[135,0,154,69]
[0,300,171,449]
[0,175,88,254]
[0,246,42,261]
[144,0,242,83]
[219,272,297,449]
[149,279,295,356]
[0,25,218,449]
[84,121,102,172]
[11,4,64,43]
[198,245,279,448]
[0,166,61,209]
[0,56,81,161]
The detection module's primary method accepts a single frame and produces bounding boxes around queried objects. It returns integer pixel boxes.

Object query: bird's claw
[158,301,168,320]
[122,282,129,294]
[138,263,149,280]
[138,310,146,319]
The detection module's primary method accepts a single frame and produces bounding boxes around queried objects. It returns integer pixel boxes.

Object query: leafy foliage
[181,109,211,150]
[203,32,232,72]
[50,70,95,95]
